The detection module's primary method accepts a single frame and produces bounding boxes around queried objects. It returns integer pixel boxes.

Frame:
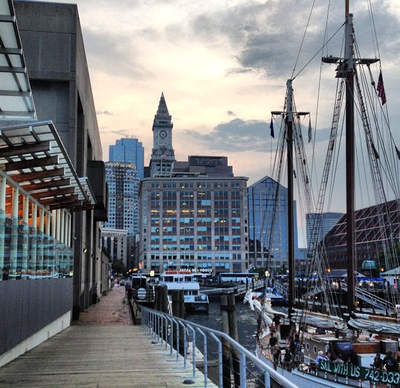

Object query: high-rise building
[248,176,300,274]
[140,94,248,275]
[104,162,140,235]
[109,138,144,178]
[306,212,343,249]
[104,161,140,269]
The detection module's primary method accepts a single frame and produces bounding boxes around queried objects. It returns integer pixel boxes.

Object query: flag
[308,117,312,143]
[270,117,274,138]
[377,71,386,105]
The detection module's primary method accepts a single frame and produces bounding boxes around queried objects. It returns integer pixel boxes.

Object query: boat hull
[256,346,373,388]
[186,301,209,313]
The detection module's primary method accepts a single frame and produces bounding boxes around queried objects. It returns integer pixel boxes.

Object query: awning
[0,0,36,121]
[0,120,93,211]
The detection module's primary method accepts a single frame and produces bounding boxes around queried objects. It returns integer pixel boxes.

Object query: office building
[248,176,300,274]
[140,94,248,275]
[109,138,144,178]
[306,212,343,249]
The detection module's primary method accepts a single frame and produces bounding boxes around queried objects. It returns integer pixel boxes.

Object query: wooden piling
[227,293,240,388]
[221,295,231,388]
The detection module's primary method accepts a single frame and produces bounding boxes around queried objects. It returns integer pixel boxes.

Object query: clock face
[159,130,167,139]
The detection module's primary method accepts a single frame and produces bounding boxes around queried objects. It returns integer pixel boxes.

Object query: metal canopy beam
[0,141,50,157]
[39,194,78,207]
[19,178,70,192]
[5,155,58,171]
[30,187,75,200]
[10,168,64,182]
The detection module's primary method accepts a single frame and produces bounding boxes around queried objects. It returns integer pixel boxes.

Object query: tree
[112,260,126,277]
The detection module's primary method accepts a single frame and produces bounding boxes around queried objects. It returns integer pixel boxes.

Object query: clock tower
[150,93,175,177]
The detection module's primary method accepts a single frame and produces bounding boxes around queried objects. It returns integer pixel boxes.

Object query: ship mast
[322,0,378,313]
[344,0,356,313]
[272,80,308,319]
[286,79,296,317]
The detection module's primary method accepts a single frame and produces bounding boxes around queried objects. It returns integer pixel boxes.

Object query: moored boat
[159,270,209,313]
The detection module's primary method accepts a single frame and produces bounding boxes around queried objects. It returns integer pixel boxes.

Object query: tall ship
[254,1,400,387]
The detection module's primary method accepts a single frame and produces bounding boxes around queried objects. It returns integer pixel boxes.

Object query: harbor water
[186,297,268,387]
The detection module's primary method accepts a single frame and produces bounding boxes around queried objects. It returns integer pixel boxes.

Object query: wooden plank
[0,326,217,387]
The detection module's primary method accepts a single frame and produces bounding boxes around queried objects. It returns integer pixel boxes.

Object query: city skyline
[24,0,400,250]
[29,0,400,195]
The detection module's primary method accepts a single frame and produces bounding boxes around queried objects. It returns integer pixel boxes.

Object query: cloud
[96,110,113,116]
[184,118,270,152]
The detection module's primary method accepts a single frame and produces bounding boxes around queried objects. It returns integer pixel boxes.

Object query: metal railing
[141,306,299,388]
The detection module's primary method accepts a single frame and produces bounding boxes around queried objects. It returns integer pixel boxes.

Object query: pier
[0,286,217,388]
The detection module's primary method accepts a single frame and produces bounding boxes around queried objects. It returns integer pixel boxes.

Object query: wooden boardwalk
[0,286,217,387]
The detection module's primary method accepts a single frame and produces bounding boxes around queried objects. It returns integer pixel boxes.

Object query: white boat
[159,271,209,313]
[254,0,400,386]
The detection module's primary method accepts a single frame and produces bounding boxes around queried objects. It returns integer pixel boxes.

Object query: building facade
[109,138,144,178]
[103,161,140,269]
[324,199,400,273]
[306,212,343,249]
[101,228,128,266]
[248,176,300,274]
[0,1,107,367]
[140,94,248,275]
[104,162,140,235]
[139,175,248,275]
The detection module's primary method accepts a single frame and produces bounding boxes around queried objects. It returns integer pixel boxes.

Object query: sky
[33,0,400,245]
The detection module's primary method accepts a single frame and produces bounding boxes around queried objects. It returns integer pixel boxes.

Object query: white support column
[0,176,6,280]
[21,195,30,277]
[38,207,45,275]
[56,209,61,242]
[30,202,38,277]
[10,187,19,279]
[60,209,65,244]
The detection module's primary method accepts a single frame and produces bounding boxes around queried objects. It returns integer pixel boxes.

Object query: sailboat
[255,1,400,387]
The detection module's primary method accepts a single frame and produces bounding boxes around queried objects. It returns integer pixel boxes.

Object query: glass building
[109,138,144,178]
[248,176,300,274]
[306,212,343,249]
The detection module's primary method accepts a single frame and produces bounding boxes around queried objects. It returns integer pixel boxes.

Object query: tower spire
[155,92,170,121]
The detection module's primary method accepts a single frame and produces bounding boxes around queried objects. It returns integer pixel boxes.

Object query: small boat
[159,270,209,313]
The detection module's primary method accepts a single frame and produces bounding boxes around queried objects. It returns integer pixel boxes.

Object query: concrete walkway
[0,286,217,387]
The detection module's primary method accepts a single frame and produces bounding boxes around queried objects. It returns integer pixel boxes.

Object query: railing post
[239,352,246,388]
[187,324,197,378]
[210,332,223,388]
[196,328,208,388]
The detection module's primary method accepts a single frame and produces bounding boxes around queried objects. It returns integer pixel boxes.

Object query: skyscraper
[306,212,343,249]
[248,176,300,274]
[104,162,140,236]
[109,138,144,178]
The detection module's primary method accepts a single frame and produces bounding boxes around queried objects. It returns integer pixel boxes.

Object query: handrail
[141,306,299,388]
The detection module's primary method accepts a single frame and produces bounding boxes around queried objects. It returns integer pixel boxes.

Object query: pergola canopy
[0,121,94,211]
